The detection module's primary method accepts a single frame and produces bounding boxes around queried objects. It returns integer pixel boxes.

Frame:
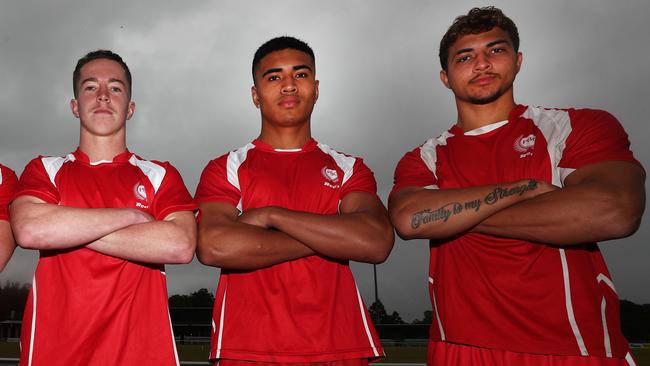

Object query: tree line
[2,282,649,342]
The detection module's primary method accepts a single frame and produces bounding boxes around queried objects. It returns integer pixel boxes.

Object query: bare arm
[0,221,15,272]
[388,179,555,240]
[10,195,151,250]
[474,161,646,245]
[87,210,197,264]
[196,201,315,270]
[239,192,395,264]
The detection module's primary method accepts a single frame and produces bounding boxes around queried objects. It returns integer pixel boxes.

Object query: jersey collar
[252,138,318,153]
[450,104,528,136]
[72,148,133,165]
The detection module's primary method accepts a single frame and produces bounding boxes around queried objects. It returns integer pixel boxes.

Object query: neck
[455,91,516,132]
[78,130,127,162]
[259,120,312,149]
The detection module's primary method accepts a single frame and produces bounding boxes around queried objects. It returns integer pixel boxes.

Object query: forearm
[389,180,547,240]
[197,221,314,270]
[88,212,196,264]
[264,207,394,264]
[11,198,147,250]
[0,221,15,272]
[475,181,645,245]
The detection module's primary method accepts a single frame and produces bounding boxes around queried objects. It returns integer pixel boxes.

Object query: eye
[110,86,122,93]
[267,75,280,81]
[295,72,308,79]
[84,85,97,91]
[491,47,505,54]
[456,55,471,63]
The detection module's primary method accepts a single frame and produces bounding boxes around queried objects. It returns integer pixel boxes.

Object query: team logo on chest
[321,166,340,189]
[133,183,149,209]
[513,134,536,158]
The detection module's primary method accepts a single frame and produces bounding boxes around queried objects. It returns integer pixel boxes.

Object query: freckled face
[70,58,135,137]
[251,49,319,127]
[440,27,522,105]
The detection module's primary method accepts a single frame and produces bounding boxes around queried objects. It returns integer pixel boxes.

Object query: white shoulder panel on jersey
[522,106,573,187]
[419,132,454,190]
[317,143,356,186]
[128,155,167,194]
[0,167,3,184]
[41,154,76,187]
[227,143,255,212]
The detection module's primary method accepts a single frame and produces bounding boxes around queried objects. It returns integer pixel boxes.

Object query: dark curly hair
[439,7,519,71]
[252,36,314,83]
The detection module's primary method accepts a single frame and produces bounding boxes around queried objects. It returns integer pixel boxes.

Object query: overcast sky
[1,0,648,321]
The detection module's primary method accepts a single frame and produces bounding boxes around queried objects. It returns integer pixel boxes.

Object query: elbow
[602,207,644,240]
[196,230,229,267]
[358,219,395,264]
[171,243,195,264]
[389,206,419,241]
[12,222,46,250]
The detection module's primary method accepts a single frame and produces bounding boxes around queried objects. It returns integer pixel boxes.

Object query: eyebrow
[80,77,126,85]
[261,64,313,77]
[454,39,510,56]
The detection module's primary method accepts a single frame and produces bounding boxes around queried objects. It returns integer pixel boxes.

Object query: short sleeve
[0,165,18,221]
[340,158,377,198]
[194,155,241,208]
[390,147,438,197]
[560,109,640,169]
[151,163,197,220]
[15,157,61,204]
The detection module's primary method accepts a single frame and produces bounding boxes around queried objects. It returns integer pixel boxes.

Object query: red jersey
[391,106,641,358]
[16,148,196,366]
[0,164,18,221]
[195,138,384,363]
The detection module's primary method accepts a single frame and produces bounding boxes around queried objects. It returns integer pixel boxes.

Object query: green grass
[1,342,648,365]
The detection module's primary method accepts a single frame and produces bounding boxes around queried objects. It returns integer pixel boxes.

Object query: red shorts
[214,359,369,366]
[428,341,637,366]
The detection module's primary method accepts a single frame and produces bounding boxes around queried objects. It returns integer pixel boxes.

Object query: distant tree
[620,299,650,342]
[368,299,405,324]
[169,288,214,308]
[0,281,31,321]
[412,310,432,325]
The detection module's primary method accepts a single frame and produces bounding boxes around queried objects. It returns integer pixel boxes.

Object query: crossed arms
[389,161,645,245]
[197,192,394,270]
[10,195,196,264]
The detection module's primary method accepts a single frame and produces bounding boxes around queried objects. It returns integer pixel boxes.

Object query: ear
[515,52,523,74]
[251,85,260,108]
[70,99,80,118]
[126,101,136,120]
[314,79,319,103]
[440,70,451,89]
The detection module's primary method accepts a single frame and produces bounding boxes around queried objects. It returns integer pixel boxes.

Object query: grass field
[1,342,648,364]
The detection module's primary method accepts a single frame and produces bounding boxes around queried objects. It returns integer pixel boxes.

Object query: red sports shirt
[16,148,196,366]
[392,105,641,358]
[195,138,384,363]
[0,164,17,221]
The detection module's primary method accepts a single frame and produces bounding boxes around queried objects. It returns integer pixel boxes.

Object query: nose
[97,85,110,102]
[281,78,297,94]
[474,52,492,72]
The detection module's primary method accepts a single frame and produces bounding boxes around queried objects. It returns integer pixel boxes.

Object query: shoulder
[518,105,619,128]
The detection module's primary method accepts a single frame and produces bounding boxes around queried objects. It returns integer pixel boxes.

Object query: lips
[279,97,299,108]
[471,73,498,86]
[93,108,113,115]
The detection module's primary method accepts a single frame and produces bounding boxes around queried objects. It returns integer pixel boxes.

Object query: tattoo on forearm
[485,180,538,205]
[410,180,539,229]
[411,203,462,228]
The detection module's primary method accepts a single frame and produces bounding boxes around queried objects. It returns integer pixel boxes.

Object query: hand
[130,209,155,224]
[238,207,274,229]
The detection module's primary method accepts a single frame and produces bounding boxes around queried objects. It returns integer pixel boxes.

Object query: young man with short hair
[389,7,645,366]
[0,163,18,272]
[11,50,197,366]
[196,36,394,365]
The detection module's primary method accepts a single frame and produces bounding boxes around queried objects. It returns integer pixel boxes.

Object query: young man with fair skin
[389,7,645,366]
[0,163,17,272]
[11,50,197,366]
[195,37,394,365]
